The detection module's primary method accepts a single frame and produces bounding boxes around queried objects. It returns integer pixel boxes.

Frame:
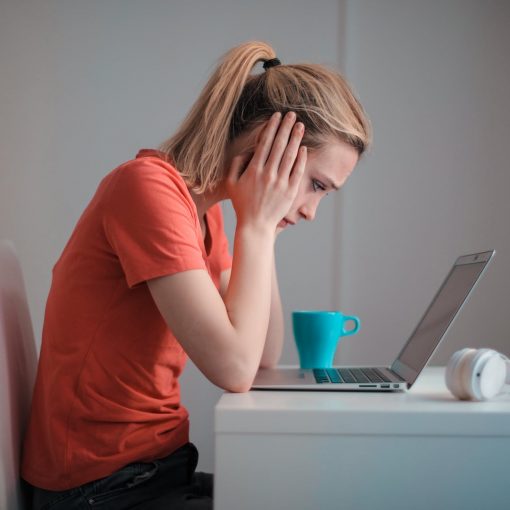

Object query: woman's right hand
[226,111,307,233]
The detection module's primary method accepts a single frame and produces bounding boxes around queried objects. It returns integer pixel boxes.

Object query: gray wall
[1,0,509,474]
[338,0,510,367]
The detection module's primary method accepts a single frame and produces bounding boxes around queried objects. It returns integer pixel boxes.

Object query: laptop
[252,250,495,391]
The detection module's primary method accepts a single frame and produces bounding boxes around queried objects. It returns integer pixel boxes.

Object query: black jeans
[27,443,213,509]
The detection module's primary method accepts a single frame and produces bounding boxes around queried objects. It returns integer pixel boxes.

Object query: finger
[288,146,307,192]
[265,111,299,176]
[276,122,304,181]
[250,112,282,171]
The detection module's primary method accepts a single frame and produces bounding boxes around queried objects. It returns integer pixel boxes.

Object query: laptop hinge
[391,360,419,387]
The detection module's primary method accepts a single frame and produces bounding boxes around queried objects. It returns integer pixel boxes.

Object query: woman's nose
[298,200,319,222]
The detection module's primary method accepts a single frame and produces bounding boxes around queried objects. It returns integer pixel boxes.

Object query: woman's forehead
[306,140,359,182]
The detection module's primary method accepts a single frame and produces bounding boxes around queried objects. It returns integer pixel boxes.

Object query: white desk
[214,367,510,510]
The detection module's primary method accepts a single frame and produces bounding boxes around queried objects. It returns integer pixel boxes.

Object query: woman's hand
[226,111,307,234]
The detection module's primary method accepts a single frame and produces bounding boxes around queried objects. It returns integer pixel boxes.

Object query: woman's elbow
[216,372,253,393]
[215,359,257,393]
[224,380,252,393]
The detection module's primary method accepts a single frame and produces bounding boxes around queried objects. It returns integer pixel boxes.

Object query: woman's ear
[253,122,267,146]
[226,121,267,163]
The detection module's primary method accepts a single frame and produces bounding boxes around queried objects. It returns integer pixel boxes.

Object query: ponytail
[159,41,275,193]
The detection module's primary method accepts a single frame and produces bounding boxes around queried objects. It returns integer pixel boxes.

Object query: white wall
[0,0,342,473]
[338,0,510,366]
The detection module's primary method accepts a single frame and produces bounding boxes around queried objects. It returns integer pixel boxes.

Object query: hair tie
[263,58,281,70]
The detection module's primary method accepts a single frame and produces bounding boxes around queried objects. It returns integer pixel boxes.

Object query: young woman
[22,41,371,509]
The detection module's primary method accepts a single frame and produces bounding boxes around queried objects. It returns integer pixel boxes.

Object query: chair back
[0,241,37,509]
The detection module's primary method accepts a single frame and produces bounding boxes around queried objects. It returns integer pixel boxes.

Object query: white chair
[0,240,38,510]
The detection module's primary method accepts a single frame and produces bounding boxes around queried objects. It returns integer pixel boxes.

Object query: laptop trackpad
[252,367,314,387]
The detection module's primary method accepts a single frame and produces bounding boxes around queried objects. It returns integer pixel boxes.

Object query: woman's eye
[312,179,326,192]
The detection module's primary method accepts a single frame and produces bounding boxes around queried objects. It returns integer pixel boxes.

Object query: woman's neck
[189,184,227,227]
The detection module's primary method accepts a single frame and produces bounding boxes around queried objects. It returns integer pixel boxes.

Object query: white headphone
[445,348,510,401]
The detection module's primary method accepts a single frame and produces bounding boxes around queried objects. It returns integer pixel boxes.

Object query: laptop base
[252,367,408,391]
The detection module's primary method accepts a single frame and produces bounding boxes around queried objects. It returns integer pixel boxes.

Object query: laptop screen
[396,258,489,378]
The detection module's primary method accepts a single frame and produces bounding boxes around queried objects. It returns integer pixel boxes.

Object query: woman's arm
[148,223,275,394]
[219,254,284,369]
[260,255,284,367]
[148,112,305,393]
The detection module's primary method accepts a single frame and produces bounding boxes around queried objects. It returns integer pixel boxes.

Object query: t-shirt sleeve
[102,157,206,288]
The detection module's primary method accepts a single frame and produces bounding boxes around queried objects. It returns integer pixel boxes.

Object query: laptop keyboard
[313,368,392,384]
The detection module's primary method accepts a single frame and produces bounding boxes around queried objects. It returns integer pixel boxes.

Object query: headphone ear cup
[477,354,507,400]
[461,349,493,401]
[446,348,474,400]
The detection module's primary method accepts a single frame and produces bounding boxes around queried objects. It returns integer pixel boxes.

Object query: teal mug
[292,311,361,369]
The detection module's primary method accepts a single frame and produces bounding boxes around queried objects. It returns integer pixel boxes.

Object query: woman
[22,40,371,509]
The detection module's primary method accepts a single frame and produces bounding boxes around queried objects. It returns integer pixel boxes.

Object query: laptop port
[381,384,390,388]
[359,384,377,388]
[393,384,400,388]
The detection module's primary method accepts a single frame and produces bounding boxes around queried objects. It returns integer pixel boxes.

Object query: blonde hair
[159,41,372,194]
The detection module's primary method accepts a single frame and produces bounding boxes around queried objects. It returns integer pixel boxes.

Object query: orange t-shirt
[21,149,232,491]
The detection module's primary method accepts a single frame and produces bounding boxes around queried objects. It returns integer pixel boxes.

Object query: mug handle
[341,315,360,336]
